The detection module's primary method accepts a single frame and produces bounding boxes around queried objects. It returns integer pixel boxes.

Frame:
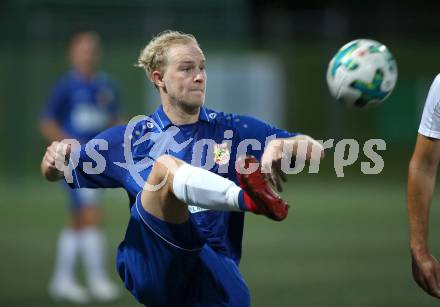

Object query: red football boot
[236,156,289,221]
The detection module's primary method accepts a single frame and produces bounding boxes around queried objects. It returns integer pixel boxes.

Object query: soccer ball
[326,39,397,108]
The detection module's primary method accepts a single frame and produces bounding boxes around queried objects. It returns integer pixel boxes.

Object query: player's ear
[151,70,165,88]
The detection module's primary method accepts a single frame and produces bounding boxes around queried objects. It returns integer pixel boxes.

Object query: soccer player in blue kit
[40,31,120,303]
[41,31,324,306]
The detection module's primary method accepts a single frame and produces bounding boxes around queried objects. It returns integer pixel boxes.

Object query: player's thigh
[66,188,101,226]
[141,156,189,223]
[65,185,102,211]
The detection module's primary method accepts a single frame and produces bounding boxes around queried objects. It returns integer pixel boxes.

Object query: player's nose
[194,71,206,83]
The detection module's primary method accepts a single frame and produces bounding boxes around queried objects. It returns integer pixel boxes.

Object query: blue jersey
[68,105,296,263]
[41,70,119,144]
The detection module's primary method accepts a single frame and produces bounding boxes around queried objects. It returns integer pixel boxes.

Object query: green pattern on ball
[368,44,397,73]
[368,44,382,54]
[345,60,359,71]
[331,42,359,77]
[350,69,389,108]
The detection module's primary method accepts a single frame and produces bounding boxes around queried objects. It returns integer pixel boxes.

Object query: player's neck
[75,66,95,80]
[162,101,200,126]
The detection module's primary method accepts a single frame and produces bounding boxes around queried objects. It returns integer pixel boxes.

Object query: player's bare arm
[408,133,440,298]
[41,141,71,182]
[262,135,324,192]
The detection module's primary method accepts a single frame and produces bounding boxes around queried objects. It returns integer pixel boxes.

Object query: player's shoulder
[424,73,440,107]
[203,107,266,130]
[429,73,440,92]
[123,114,168,149]
[88,119,160,157]
[93,124,127,144]
[98,121,152,144]
[418,74,440,138]
[203,107,232,125]
[427,73,440,93]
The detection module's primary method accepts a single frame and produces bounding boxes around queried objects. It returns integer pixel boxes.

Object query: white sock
[78,227,108,284]
[51,228,79,284]
[172,164,242,211]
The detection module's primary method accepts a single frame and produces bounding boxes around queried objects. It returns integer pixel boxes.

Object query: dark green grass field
[1,175,440,307]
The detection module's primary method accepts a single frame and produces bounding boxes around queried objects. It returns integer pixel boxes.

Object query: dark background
[1,0,440,177]
[1,1,440,306]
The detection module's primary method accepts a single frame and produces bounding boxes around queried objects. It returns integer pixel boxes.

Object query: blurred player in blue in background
[41,30,324,306]
[40,31,120,303]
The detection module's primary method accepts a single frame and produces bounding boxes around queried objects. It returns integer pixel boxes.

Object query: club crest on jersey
[214,143,230,165]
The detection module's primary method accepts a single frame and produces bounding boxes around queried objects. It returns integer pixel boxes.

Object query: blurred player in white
[408,74,440,299]
[40,31,120,303]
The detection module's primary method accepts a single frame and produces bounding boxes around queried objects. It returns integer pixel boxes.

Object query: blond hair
[137,30,199,84]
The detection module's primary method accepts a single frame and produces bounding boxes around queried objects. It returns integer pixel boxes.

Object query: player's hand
[41,141,71,181]
[261,140,287,192]
[261,137,324,192]
[411,251,440,298]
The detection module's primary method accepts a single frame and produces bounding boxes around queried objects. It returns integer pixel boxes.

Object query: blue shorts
[63,183,101,212]
[116,192,250,307]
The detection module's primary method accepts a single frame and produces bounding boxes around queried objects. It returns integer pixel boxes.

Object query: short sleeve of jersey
[233,114,298,145]
[68,125,127,189]
[419,74,440,139]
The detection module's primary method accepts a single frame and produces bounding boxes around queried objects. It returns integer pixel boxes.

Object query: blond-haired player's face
[161,42,206,109]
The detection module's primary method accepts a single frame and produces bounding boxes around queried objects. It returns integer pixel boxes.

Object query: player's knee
[148,155,175,187]
[157,154,182,170]
[79,207,101,226]
[152,155,181,178]
[71,209,101,229]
